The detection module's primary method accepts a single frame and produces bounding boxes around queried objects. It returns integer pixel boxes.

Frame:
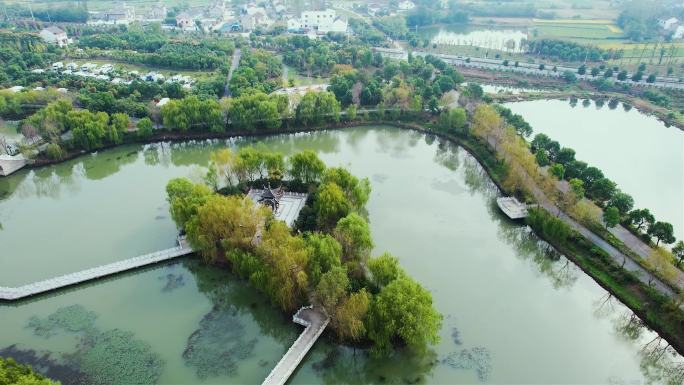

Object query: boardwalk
[262,306,329,385]
[0,239,193,301]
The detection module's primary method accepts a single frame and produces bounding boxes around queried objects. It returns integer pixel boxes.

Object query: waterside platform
[0,238,193,301]
[0,154,27,177]
[262,306,329,385]
[497,196,528,219]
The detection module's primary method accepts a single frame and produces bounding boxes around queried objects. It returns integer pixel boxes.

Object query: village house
[89,2,136,25]
[176,13,196,31]
[144,1,167,21]
[288,9,347,34]
[397,0,416,11]
[39,26,71,47]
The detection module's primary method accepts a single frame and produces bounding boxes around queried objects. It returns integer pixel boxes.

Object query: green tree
[347,105,357,121]
[111,113,129,134]
[45,143,64,160]
[603,206,620,229]
[588,177,616,202]
[322,167,371,210]
[165,178,213,230]
[562,70,577,82]
[672,241,684,267]
[608,191,634,216]
[627,209,655,232]
[0,356,59,385]
[334,213,374,265]
[136,117,154,139]
[288,150,326,184]
[555,147,576,166]
[438,108,467,134]
[367,252,403,288]
[334,289,370,341]
[316,266,349,314]
[305,233,343,287]
[367,276,442,356]
[535,150,550,166]
[314,182,351,229]
[549,164,565,179]
[569,178,585,200]
[648,222,676,246]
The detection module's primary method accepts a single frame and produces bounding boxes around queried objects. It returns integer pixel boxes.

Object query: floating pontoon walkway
[0,238,193,301]
[262,306,329,385]
[497,196,529,219]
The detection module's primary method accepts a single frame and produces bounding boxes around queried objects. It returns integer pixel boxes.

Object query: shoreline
[459,68,684,131]
[6,120,684,356]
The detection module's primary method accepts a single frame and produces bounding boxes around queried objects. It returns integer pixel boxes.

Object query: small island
[166,147,443,358]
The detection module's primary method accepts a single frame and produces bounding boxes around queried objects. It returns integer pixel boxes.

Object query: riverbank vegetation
[0,356,59,384]
[165,148,442,356]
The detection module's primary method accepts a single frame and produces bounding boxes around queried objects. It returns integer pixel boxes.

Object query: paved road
[225,49,242,97]
[374,48,684,91]
[490,138,680,298]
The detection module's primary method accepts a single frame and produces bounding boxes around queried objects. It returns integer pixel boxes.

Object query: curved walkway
[262,306,329,385]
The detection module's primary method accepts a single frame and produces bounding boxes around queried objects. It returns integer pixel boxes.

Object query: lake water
[420,26,528,53]
[505,99,684,240]
[0,127,681,384]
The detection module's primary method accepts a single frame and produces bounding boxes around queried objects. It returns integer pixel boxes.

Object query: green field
[534,24,622,40]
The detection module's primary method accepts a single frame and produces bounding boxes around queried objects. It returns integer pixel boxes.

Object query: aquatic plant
[74,329,164,385]
[159,273,185,292]
[182,307,257,379]
[25,305,164,385]
[27,304,97,337]
[444,347,492,383]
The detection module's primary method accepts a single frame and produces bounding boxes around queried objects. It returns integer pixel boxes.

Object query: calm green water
[505,99,684,240]
[0,127,681,384]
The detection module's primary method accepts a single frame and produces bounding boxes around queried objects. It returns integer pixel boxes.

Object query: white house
[674,25,684,39]
[319,18,348,33]
[89,2,136,25]
[659,17,679,30]
[289,9,347,34]
[398,1,416,11]
[176,13,195,30]
[40,26,70,47]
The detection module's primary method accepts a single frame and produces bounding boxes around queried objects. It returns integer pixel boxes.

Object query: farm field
[4,0,215,12]
[531,20,625,43]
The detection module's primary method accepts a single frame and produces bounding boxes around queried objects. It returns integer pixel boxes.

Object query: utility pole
[27,1,36,28]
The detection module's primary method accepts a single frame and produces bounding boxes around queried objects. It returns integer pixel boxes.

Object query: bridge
[262,306,329,385]
[0,238,193,301]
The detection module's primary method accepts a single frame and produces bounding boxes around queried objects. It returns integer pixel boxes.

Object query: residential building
[398,0,415,11]
[145,1,167,21]
[39,26,70,47]
[674,25,684,39]
[176,13,195,30]
[289,9,348,34]
[89,2,136,25]
[659,17,679,30]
